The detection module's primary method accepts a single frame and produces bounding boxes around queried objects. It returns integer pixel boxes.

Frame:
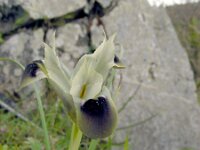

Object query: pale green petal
[70,58,103,100]
[61,62,71,81]
[93,34,115,63]
[20,60,46,89]
[43,33,75,119]
[44,32,70,92]
[92,34,116,80]
[71,55,86,79]
[72,34,116,82]
[71,54,92,79]
[70,36,111,80]
[49,79,76,121]
[76,86,118,138]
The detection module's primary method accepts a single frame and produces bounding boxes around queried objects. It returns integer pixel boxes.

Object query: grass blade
[34,84,51,150]
[123,136,129,150]
[0,57,24,70]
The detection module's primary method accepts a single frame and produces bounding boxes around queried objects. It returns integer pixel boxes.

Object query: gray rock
[19,0,85,19]
[90,0,200,149]
[96,0,112,8]
[0,21,87,90]
[0,29,44,91]
[0,21,87,115]
[147,0,200,7]
[0,0,19,6]
[48,22,88,69]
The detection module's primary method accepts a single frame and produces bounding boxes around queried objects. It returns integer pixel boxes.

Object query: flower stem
[34,84,51,150]
[88,139,99,150]
[68,123,83,150]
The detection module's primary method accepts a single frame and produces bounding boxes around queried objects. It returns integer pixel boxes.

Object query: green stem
[34,85,51,150]
[0,57,25,70]
[88,139,99,150]
[68,123,83,150]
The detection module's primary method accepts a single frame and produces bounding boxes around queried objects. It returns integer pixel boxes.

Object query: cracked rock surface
[0,0,86,19]
[0,0,200,149]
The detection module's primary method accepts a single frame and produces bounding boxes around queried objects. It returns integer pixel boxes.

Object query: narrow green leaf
[0,57,24,70]
[123,136,129,150]
[34,84,51,150]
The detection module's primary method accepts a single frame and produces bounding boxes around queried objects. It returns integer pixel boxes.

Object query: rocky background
[167,2,200,105]
[0,0,200,150]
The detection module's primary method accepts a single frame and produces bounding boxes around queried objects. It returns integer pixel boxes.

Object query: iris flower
[20,32,124,139]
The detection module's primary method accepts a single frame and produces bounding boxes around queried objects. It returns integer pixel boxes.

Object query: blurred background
[0,0,200,150]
